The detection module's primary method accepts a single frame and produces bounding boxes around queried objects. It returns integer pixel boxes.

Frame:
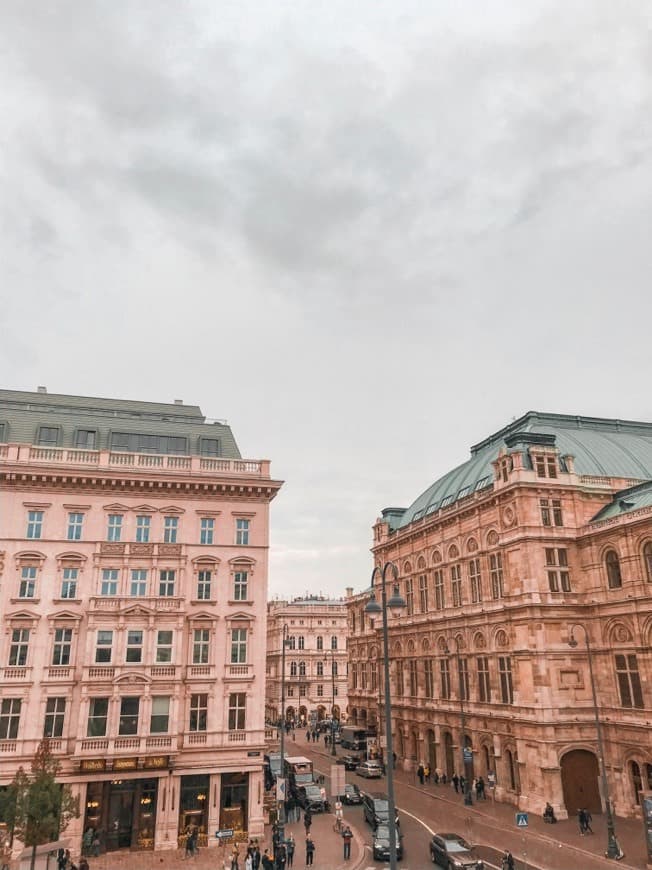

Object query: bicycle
[333,816,343,834]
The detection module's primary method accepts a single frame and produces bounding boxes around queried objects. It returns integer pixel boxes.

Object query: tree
[7,739,79,870]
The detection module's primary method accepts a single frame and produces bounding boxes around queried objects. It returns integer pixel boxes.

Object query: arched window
[290,662,297,677]
[317,661,324,677]
[630,760,642,801]
[643,542,652,583]
[316,635,323,650]
[606,549,622,588]
[331,635,338,650]
[298,636,305,650]
[299,661,306,677]
[332,661,338,677]
[288,636,296,650]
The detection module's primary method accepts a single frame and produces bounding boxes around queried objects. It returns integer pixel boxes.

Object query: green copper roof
[399,411,652,528]
[591,481,652,522]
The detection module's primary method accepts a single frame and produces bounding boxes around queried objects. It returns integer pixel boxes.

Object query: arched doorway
[285,706,295,722]
[426,729,437,770]
[444,732,455,777]
[298,705,307,726]
[331,704,341,721]
[561,750,601,815]
[316,704,326,721]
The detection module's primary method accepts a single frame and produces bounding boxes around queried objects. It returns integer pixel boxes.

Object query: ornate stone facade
[347,413,652,820]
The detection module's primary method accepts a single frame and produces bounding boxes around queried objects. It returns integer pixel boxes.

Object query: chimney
[345,587,353,599]
[174,399,183,405]
[37,386,47,393]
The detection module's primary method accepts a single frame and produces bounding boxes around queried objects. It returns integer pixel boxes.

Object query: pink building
[0,388,282,853]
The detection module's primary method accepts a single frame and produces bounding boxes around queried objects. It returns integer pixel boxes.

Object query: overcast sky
[2,1,651,600]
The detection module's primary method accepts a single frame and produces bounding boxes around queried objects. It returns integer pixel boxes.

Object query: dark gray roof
[591,480,652,522]
[0,389,241,458]
[400,411,652,528]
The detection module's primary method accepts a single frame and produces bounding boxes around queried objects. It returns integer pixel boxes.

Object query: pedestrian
[501,850,514,870]
[184,826,194,859]
[392,751,397,769]
[261,849,274,870]
[342,825,353,860]
[583,808,593,834]
[275,842,287,869]
[460,775,466,794]
[303,809,312,834]
[0,840,11,870]
[441,772,447,785]
[305,835,315,866]
[578,808,587,835]
[245,853,253,870]
[452,773,460,793]
[231,843,240,870]
[306,730,310,742]
[286,833,295,867]
[82,826,94,857]
[417,762,425,785]
[91,830,102,857]
[424,763,431,783]
[272,826,281,859]
[476,776,486,800]
[253,841,262,870]
[79,860,89,870]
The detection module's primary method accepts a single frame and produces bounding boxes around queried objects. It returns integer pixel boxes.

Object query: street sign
[463,748,473,763]
[276,777,286,800]
[331,764,346,797]
[216,829,234,839]
[516,812,529,827]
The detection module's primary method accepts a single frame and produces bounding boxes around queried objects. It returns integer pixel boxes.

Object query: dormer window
[534,454,557,478]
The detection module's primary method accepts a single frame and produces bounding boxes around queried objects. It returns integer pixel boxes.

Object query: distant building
[266,596,349,725]
[0,388,282,852]
[347,412,652,819]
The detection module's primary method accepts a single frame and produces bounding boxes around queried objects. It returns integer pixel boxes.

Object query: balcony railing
[89,595,183,612]
[0,444,270,478]
[225,664,254,680]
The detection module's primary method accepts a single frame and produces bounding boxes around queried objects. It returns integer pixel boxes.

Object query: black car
[429,832,483,869]
[297,784,327,813]
[342,783,362,805]
[363,793,399,829]
[337,754,360,771]
[373,824,404,862]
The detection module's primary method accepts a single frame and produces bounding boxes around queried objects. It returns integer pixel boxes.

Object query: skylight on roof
[440,494,454,507]
[457,485,471,499]
[426,502,440,515]
[413,509,425,521]
[474,476,492,491]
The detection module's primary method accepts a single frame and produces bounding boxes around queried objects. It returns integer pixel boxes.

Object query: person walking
[245,853,254,870]
[305,835,315,866]
[424,763,431,783]
[342,825,353,860]
[275,841,287,869]
[261,849,274,870]
[578,808,587,835]
[286,833,295,867]
[501,850,514,870]
[452,773,460,793]
[252,841,261,870]
[583,808,593,834]
[231,842,240,870]
[303,809,312,835]
[476,776,486,800]
[417,762,425,785]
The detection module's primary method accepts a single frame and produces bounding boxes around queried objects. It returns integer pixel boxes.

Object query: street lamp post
[446,639,473,806]
[568,624,621,860]
[324,650,337,757]
[366,561,407,870]
[278,624,290,845]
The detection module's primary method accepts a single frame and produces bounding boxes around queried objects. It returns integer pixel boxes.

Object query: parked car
[373,824,404,862]
[429,832,483,868]
[297,784,327,813]
[356,760,383,779]
[342,783,362,805]
[337,754,360,771]
[362,793,399,829]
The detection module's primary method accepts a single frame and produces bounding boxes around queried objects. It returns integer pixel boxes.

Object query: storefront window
[219,773,249,835]
[179,774,209,848]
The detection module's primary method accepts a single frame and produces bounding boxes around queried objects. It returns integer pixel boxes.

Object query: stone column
[248,768,265,838]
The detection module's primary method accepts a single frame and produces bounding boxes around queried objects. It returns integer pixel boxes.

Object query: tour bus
[340,726,368,751]
[284,756,315,796]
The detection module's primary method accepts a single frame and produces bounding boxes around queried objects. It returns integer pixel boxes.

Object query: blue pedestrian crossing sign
[516,812,529,827]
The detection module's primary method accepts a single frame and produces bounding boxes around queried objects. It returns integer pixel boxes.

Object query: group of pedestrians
[416,763,487,800]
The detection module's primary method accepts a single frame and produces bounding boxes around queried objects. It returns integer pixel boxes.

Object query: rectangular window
[126,630,143,663]
[0,699,22,739]
[87,697,109,737]
[19,566,37,599]
[189,693,208,731]
[75,429,96,448]
[490,553,504,599]
[477,657,491,702]
[135,515,151,543]
[405,578,414,616]
[44,697,66,738]
[451,564,462,607]
[535,455,558,478]
[370,661,378,693]
[130,569,148,597]
[228,693,246,730]
[615,654,644,709]
[192,629,210,664]
[159,570,175,597]
[61,567,78,599]
[163,516,178,543]
[156,630,173,663]
[231,628,247,664]
[200,518,214,545]
[409,659,418,696]
[150,696,170,734]
[458,657,470,701]
[67,512,84,541]
[101,568,119,597]
[37,426,58,446]
[197,570,211,600]
[95,630,113,663]
[233,571,248,601]
[434,570,445,609]
[118,696,140,735]
[440,658,451,700]
[418,574,428,612]
[26,510,43,540]
[424,659,434,698]
[469,558,483,603]
[545,548,571,592]
[316,684,323,697]
[200,438,220,457]
[9,629,29,666]
[540,498,563,527]
[499,656,514,704]
[107,514,123,542]
[52,628,72,666]
[395,661,404,697]
[236,518,250,545]
[111,432,187,455]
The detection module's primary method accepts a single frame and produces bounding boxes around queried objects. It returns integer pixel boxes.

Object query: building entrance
[561,750,601,815]
[84,778,158,852]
